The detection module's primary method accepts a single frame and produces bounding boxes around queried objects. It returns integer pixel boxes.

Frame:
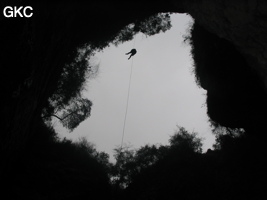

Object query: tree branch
[42,110,77,121]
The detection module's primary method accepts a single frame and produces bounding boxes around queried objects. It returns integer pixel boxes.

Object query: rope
[120,56,134,151]
[120,35,136,151]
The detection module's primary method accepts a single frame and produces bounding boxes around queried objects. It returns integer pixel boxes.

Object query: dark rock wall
[170,0,267,133]
[176,0,267,91]
[190,23,267,133]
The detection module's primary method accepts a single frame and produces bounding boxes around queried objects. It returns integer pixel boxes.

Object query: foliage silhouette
[119,127,267,200]
[169,126,202,153]
[113,13,172,46]
[43,97,92,132]
[111,143,169,189]
[112,127,203,194]
[2,120,112,199]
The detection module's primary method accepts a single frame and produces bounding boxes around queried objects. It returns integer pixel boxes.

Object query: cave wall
[189,22,267,133]
[170,0,267,133]
[173,0,267,91]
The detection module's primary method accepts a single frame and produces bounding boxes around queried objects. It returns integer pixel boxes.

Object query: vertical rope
[116,35,137,187]
[120,35,137,151]
[120,56,134,151]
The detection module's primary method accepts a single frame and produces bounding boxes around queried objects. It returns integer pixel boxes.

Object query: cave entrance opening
[56,13,215,163]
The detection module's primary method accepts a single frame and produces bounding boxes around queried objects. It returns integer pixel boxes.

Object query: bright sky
[56,13,215,161]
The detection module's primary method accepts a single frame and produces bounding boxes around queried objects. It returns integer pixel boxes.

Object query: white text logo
[3,6,33,18]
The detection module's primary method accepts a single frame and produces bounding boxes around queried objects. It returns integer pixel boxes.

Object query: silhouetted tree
[59,97,92,131]
[110,127,206,200]
[169,126,202,153]
[42,97,92,132]
[2,120,112,199]
[49,47,94,110]
[113,13,172,45]
[134,144,167,169]
[111,143,169,190]
[111,145,136,189]
[123,127,204,200]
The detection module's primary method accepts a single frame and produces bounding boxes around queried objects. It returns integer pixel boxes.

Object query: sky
[55,13,215,161]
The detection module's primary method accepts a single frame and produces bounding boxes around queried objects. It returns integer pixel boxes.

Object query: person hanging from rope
[125,49,137,60]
